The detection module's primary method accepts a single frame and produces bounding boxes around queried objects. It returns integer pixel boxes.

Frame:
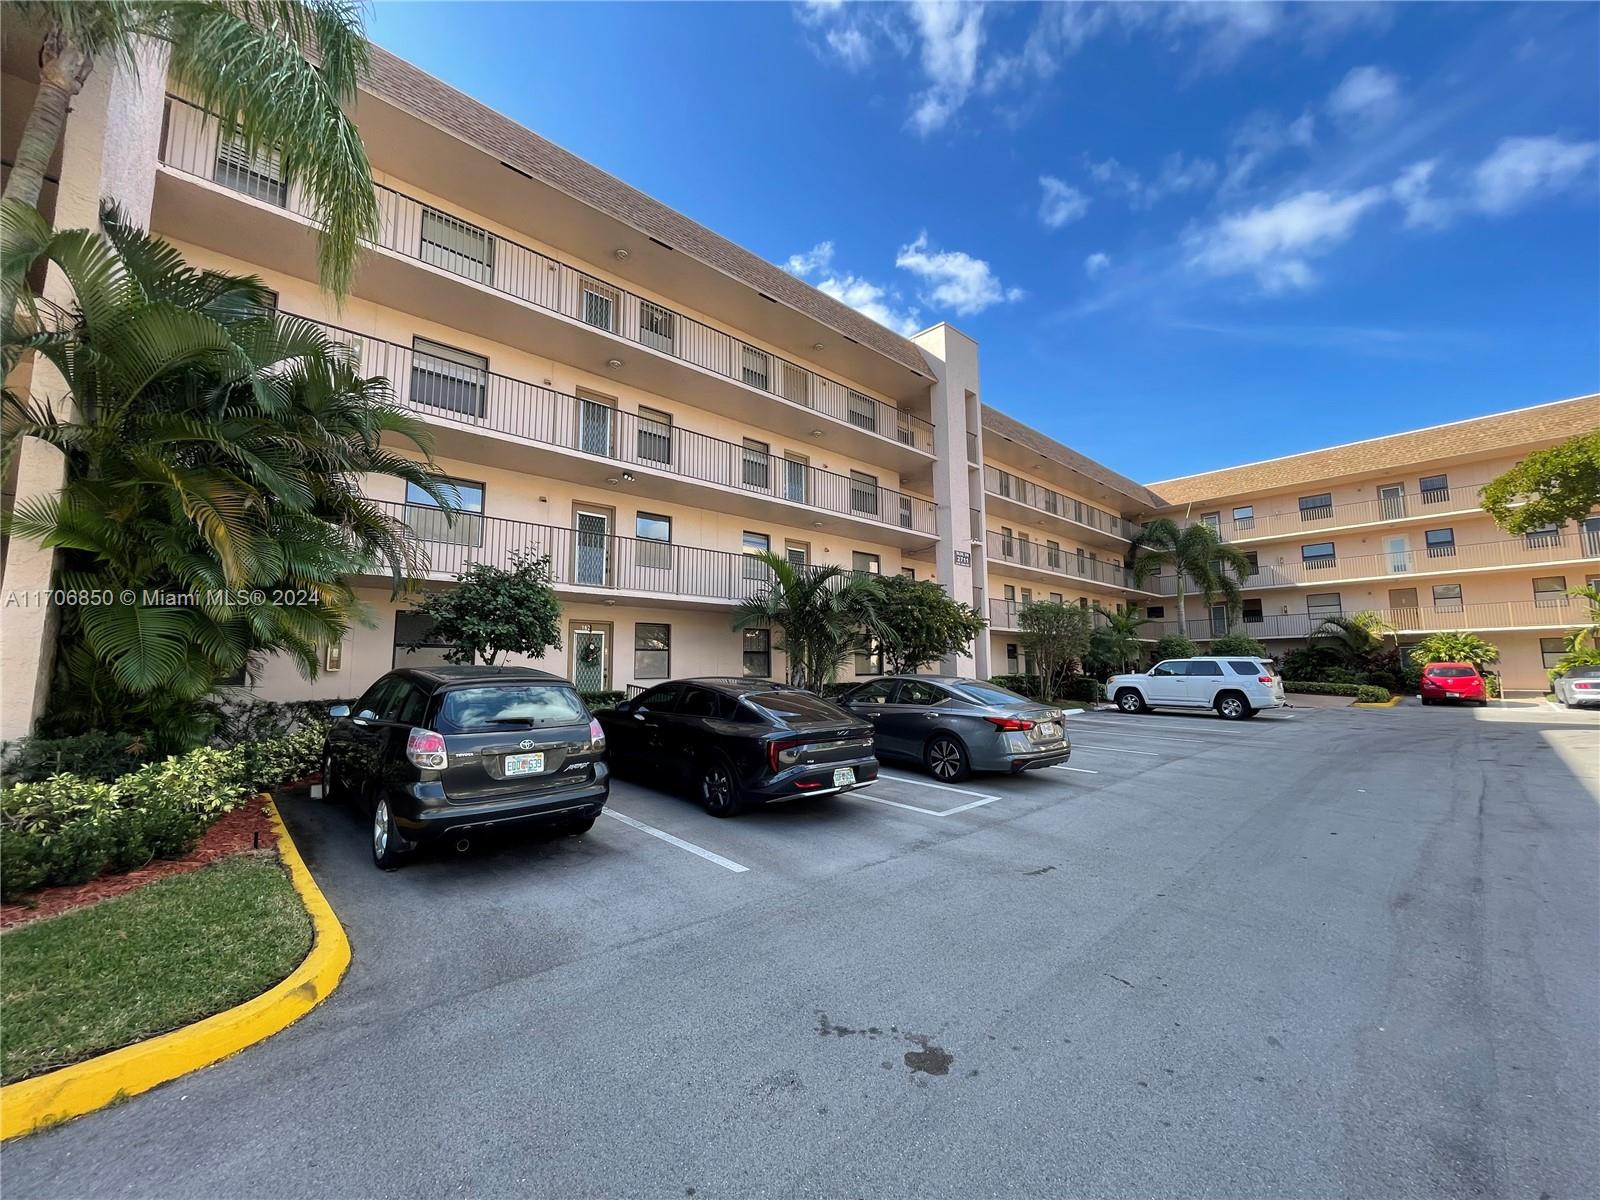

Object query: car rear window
[746,691,849,723]
[1565,666,1600,678]
[951,682,1031,705]
[436,684,587,731]
[1425,666,1478,678]
[1227,660,1266,675]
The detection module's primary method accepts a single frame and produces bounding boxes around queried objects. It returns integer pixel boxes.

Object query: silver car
[838,676,1071,782]
[1553,664,1600,708]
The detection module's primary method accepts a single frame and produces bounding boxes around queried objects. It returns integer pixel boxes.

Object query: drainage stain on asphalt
[817,1012,955,1077]
[1023,865,1057,876]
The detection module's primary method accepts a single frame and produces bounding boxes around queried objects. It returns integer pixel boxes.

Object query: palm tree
[1129,518,1253,639]
[1090,604,1149,674]
[1,201,448,744]
[1567,584,1600,652]
[4,0,376,297]
[1311,612,1389,666]
[732,552,895,690]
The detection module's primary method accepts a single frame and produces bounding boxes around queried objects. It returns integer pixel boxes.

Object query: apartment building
[1140,395,1600,691]
[1,32,1593,739]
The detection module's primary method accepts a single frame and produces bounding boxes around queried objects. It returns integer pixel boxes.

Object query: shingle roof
[981,404,1165,512]
[1145,394,1600,507]
[361,46,931,380]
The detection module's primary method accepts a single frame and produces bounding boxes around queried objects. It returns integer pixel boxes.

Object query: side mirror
[357,709,377,721]
[632,709,648,721]
[328,704,351,718]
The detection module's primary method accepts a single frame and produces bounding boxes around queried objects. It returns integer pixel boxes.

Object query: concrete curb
[0,795,349,1140]
[1352,696,1404,708]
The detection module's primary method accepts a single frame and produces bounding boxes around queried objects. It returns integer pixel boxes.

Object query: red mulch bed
[0,796,279,931]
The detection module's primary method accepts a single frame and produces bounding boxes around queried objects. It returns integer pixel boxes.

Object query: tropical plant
[1151,633,1199,662]
[1084,604,1150,676]
[1017,601,1093,700]
[1129,518,1253,638]
[3,0,377,296]
[1565,584,1600,652]
[1,203,449,747]
[1312,612,1389,664]
[875,574,986,675]
[1480,431,1600,536]
[1407,631,1500,670]
[1548,646,1600,683]
[732,552,894,690]
[1208,632,1268,657]
[405,551,563,666]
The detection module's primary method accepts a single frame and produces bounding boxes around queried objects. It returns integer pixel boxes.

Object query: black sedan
[597,679,877,816]
[321,665,610,868]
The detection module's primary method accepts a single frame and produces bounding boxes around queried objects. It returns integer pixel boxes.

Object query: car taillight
[1258,675,1274,683]
[768,736,804,772]
[406,727,447,770]
[986,716,1035,732]
[588,718,606,748]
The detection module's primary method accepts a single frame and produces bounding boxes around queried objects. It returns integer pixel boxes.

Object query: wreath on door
[578,639,601,667]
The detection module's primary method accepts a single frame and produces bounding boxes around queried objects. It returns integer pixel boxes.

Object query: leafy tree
[1151,633,1199,662]
[874,574,985,674]
[1018,601,1092,699]
[732,552,894,689]
[1480,432,1600,536]
[407,551,562,666]
[4,0,376,297]
[1408,632,1500,670]
[1086,604,1149,675]
[1,203,446,746]
[1208,632,1268,657]
[1129,518,1254,638]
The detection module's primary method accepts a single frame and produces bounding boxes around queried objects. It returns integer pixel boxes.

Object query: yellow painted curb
[0,795,350,1140]
[1352,696,1404,708]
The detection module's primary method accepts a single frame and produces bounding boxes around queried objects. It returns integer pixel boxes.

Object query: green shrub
[1208,633,1268,657]
[1,731,155,785]
[988,675,1042,699]
[216,697,351,745]
[1151,633,1199,661]
[1054,676,1106,703]
[580,690,626,710]
[1282,681,1393,702]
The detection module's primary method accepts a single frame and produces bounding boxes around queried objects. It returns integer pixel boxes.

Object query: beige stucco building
[2,33,1595,736]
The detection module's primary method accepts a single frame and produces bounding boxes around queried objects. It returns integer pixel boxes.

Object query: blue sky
[366,2,1599,483]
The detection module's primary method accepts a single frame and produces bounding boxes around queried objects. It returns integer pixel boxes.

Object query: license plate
[1033,722,1060,741]
[504,751,545,776]
[833,767,855,787]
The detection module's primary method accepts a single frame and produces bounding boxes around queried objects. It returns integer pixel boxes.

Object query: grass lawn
[1,856,311,1085]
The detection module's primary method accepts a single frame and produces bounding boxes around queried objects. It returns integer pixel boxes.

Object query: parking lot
[8,701,1598,1199]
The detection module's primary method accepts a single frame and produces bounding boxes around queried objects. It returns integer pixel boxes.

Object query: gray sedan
[838,676,1072,781]
[1553,664,1600,707]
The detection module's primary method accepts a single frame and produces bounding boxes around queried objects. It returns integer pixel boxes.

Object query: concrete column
[1,45,168,741]
[910,323,987,678]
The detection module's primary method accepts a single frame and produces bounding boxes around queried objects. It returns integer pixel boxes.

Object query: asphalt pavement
[6,701,1598,1199]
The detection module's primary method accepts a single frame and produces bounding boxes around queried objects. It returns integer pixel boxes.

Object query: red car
[1419,662,1489,706]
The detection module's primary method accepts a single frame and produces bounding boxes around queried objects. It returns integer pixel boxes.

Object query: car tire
[1115,688,1147,714]
[1420,697,1434,706]
[1215,692,1250,721]
[320,745,345,803]
[371,795,407,870]
[925,734,971,782]
[698,757,742,818]
[563,815,597,836]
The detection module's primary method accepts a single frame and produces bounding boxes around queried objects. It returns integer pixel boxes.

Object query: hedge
[988,675,1105,703]
[1,731,157,785]
[579,690,626,710]
[0,726,324,902]
[1283,681,1393,703]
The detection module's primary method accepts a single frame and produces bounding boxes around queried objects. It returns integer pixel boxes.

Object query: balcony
[368,501,839,608]
[1148,598,1590,642]
[156,96,935,472]
[988,597,1120,633]
[1201,475,1505,544]
[985,531,1154,594]
[1146,529,1600,594]
[307,318,937,548]
[983,465,1140,549]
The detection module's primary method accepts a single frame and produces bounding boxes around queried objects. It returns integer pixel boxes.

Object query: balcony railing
[983,465,1140,542]
[988,597,1118,631]
[1147,598,1588,642]
[985,530,1144,591]
[160,96,935,457]
[1146,529,1599,594]
[1201,475,1505,543]
[377,500,853,602]
[301,317,936,536]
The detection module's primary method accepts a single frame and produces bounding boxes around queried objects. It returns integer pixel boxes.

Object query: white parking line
[1052,765,1099,774]
[859,771,1002,816]
[602,809,750,873]
[1070,744,1165,756]
[880,771,997,799]
[1069,730,1209,744]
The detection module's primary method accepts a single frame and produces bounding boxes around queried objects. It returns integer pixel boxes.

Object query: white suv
[1107,657,1286,720]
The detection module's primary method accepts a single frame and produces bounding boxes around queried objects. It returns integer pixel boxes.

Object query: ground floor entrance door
[570,623,611,693]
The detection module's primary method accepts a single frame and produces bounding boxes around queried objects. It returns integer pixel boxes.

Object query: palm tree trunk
[1175,580,1188,638]
[3,25,93,210]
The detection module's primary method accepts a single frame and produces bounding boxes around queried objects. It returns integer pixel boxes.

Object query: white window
[741,345,770,390]
[742,439,770,490]
[637,406,672,464]
[743,531,770,579]
[410,338,488,417]
[582,283,618,332]
[847,390,877,433]
[635,512,671,571]
[853,551,881,575]
[639,301,675,352]
[420,207,494,283]
[213,130,287,206]
[1533,576,1568,607]
[850,471,879,516]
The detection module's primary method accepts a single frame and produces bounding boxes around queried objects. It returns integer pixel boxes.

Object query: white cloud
[1392,160,1451,229]
[1087,152,1219,208]
[815,274,922,336]
[907,1,988,135]
[1472,135,1599,215]
[1084,252,1111,277]
[1185,186,1388,292]
[1327,65,1403,131]
[1038,175,1090,229]
[895,232,1024,315]
[1221,108,1317,193]
[825,25,873,70]
[784,241,836,276]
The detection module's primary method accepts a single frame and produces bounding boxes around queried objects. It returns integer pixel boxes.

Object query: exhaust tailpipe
[455,838,471,853]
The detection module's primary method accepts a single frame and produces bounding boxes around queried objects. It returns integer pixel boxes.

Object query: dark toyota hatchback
[596,679,877,816]
[321,666,609,868]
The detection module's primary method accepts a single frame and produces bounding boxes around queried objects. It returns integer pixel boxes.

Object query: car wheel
[925,734,971,782]
[320,746,345,803]
[1115,688,1147,714]
[1215,693,1250,721]
[1420,697,1433,706]
[698,757,742,818]
[563,815,597,836]
[371,796,407,870]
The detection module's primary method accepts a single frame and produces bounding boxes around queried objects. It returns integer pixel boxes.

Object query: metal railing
[1197,474,1506,543]
[301,317,936,535]
[377,500,866,602]
[985,530,1145,591]
[1145,529,1599,594]
[160,95,935,457]
[988,597,1119,631]
[983,464,1140,542]
[1146,597,1589,642]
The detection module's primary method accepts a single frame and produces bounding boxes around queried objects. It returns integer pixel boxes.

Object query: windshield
[952,681,1031,706]
[1425,666,1478,678]
[436,684,587,731]
[747,691,851,723]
